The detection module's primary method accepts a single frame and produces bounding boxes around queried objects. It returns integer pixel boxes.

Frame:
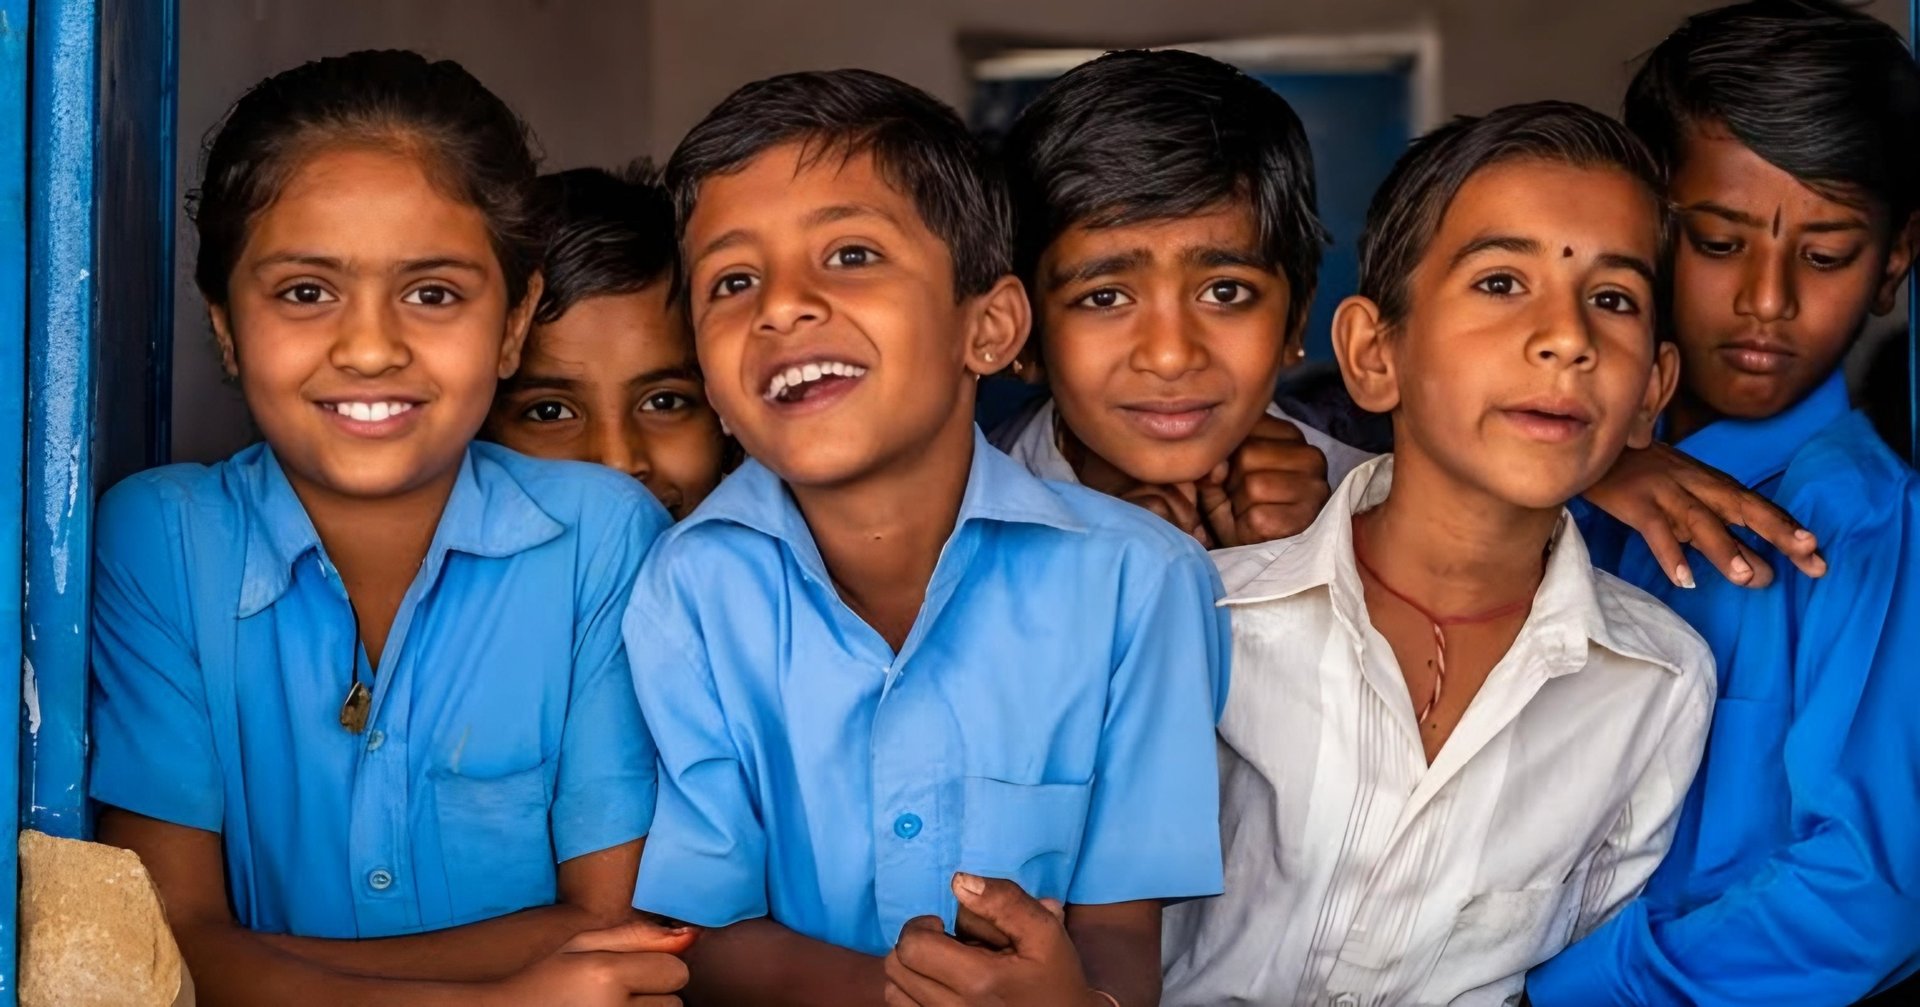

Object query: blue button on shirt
[1532,373,1920,1004]
[89,442,668,939]
[627,429,1229,956]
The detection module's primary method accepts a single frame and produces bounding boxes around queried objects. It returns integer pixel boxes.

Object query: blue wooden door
[7,0,176,997]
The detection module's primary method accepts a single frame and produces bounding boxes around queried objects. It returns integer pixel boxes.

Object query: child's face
[1669,128,1916,421]
[212,147,533,500]
[1034,203,1296,486]
[681,143,1020,488]
[486,287,726,519]
[1342,160,1673,511]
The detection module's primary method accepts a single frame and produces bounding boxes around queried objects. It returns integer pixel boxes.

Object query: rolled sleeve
[552,492,670,862]
[88,480,224,833]
[1067,547,1229,906]
[626,565,770,927]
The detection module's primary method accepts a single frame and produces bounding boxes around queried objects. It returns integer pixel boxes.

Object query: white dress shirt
[1162,456,1715,1007]
[989,398,1378,495]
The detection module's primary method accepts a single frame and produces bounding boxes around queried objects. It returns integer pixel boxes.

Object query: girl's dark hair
[666,68,1011,301]
[189,49,542,308]
[1000,49,1329,337]
[1357,101,1670,327]
[532,162,678,325]
[1625,0,1920,227]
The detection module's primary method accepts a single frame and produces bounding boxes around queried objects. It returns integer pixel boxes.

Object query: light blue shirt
[89,442,668,939]
[627,429,1229,956]
[1532,372,1920,1004]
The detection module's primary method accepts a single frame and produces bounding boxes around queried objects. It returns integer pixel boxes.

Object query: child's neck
[1361,448,1559,615]
[789,411,976,653]
[1663,388,1720,444]
[287,464,459,667]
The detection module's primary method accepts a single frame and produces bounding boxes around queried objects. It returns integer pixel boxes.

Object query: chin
[1098,439,1230,487]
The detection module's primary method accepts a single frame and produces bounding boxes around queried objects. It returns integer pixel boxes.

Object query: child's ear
[500,272,545,379]
[1330,295,1399,413]
[1629,341,1682,450]
[964,275,1032,377]
[207,302,240,378]
[1870,211,1918,316]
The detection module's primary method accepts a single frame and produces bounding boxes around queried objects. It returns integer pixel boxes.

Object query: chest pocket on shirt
[431,760,558,920]
[958,776,1093,902]
[1421,882,1580,1006]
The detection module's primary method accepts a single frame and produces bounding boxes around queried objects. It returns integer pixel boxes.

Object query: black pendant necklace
[338,599,371,734]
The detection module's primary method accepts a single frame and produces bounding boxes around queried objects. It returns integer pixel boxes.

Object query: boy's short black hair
[664,68,1010,300]
[1626,0,1920,227]
[1357,101,1668,327]
[532,162,677,325]
[1000,49,1329,335]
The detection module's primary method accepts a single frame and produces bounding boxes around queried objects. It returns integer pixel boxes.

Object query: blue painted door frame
[7,0,177,999]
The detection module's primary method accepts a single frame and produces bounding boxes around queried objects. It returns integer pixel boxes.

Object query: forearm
[1070,902,1164,1007]
[680,917,886,1007]
[258,902,618,981]
[176,918,500,1007]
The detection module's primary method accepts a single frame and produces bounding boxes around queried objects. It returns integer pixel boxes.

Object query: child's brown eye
[830,246,878,268]
[1473,274,1522,296]
[402,284,461,307]
[522,401,578,423]
[1590,290,1640,315]
[1073,288,1134,310]
[279,283,333,305]
[711,273,757,299]
[1689,235,1740,257]
[1199,280,1255,305]
[641,392,695,413]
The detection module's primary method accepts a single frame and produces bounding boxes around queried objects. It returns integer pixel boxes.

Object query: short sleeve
[88,478,225,832]
[625,548,770,927]
[551,489,671,862]
[1068,545,1229,905]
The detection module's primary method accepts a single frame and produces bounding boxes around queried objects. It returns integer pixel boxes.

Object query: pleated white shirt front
[1162,456,1715,1007]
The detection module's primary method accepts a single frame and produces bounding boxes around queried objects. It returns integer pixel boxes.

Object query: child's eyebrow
[1680,201,1768,229]
[1181,245,1270,272]
[249,253,487,276]
[1046,249,1150,292]
[803,202,899,229]
[1596,252,1657,285]
[1448,234,1542,270]
[396,256,488,276]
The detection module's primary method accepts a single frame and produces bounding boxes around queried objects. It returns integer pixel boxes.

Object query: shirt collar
[1673,370,1851,488]
[1216,454,1687,678]
[682,425,1086,550]
[237,445,565,617]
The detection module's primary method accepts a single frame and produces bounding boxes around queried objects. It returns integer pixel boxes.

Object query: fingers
[1240,413,1308,445]
[560,919,699,956]
[1672,500,1772,589]
[1228,468,1331,544]
[1625,505,1697,591]
[954,901,1013,949]
[1119,484,1210,547]
[1198,467,1238,548]
[892,915,989,1000]
[567,949,691,995]
[1038,897,1066,923]
[884,946,967,1007]
[950,873,1067,954]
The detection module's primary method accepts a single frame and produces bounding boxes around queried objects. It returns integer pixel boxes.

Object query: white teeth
[761,360,868,401]
[331,401,413,421]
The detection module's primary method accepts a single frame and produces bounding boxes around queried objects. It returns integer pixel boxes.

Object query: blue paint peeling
[3,0,32,991]
[23,0,101,843]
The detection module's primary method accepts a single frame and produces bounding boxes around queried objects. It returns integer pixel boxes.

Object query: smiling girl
[89,50,689,1006]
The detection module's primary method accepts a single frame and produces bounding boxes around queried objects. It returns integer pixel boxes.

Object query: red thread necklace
[1351,512,1537,724]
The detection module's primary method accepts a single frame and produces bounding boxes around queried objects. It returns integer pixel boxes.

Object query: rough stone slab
[18,830,191,1007]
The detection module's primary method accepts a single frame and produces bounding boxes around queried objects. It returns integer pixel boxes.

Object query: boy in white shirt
[1161,101,1717,1007]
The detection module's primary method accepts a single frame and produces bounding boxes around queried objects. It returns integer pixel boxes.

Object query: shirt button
[1331,995,1359,1007]
[367,869,394,891]
[892,813,923,839]
[366,729,386,752]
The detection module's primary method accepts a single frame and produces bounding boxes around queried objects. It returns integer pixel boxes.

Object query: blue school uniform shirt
[88,441,667,940]
[627,429,1229,956]
[1530,372,1920,1005]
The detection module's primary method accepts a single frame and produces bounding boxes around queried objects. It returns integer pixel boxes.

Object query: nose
[1734,247,1797,323]
[1129,302,1210,381]
[593,417,652,481]
[754,268,828,336]
[1525,293,1598,370]
[329,297,411,376]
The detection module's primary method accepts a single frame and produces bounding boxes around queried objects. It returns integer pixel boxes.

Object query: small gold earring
[983,350,996,364]
[1012,359,1025,375]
